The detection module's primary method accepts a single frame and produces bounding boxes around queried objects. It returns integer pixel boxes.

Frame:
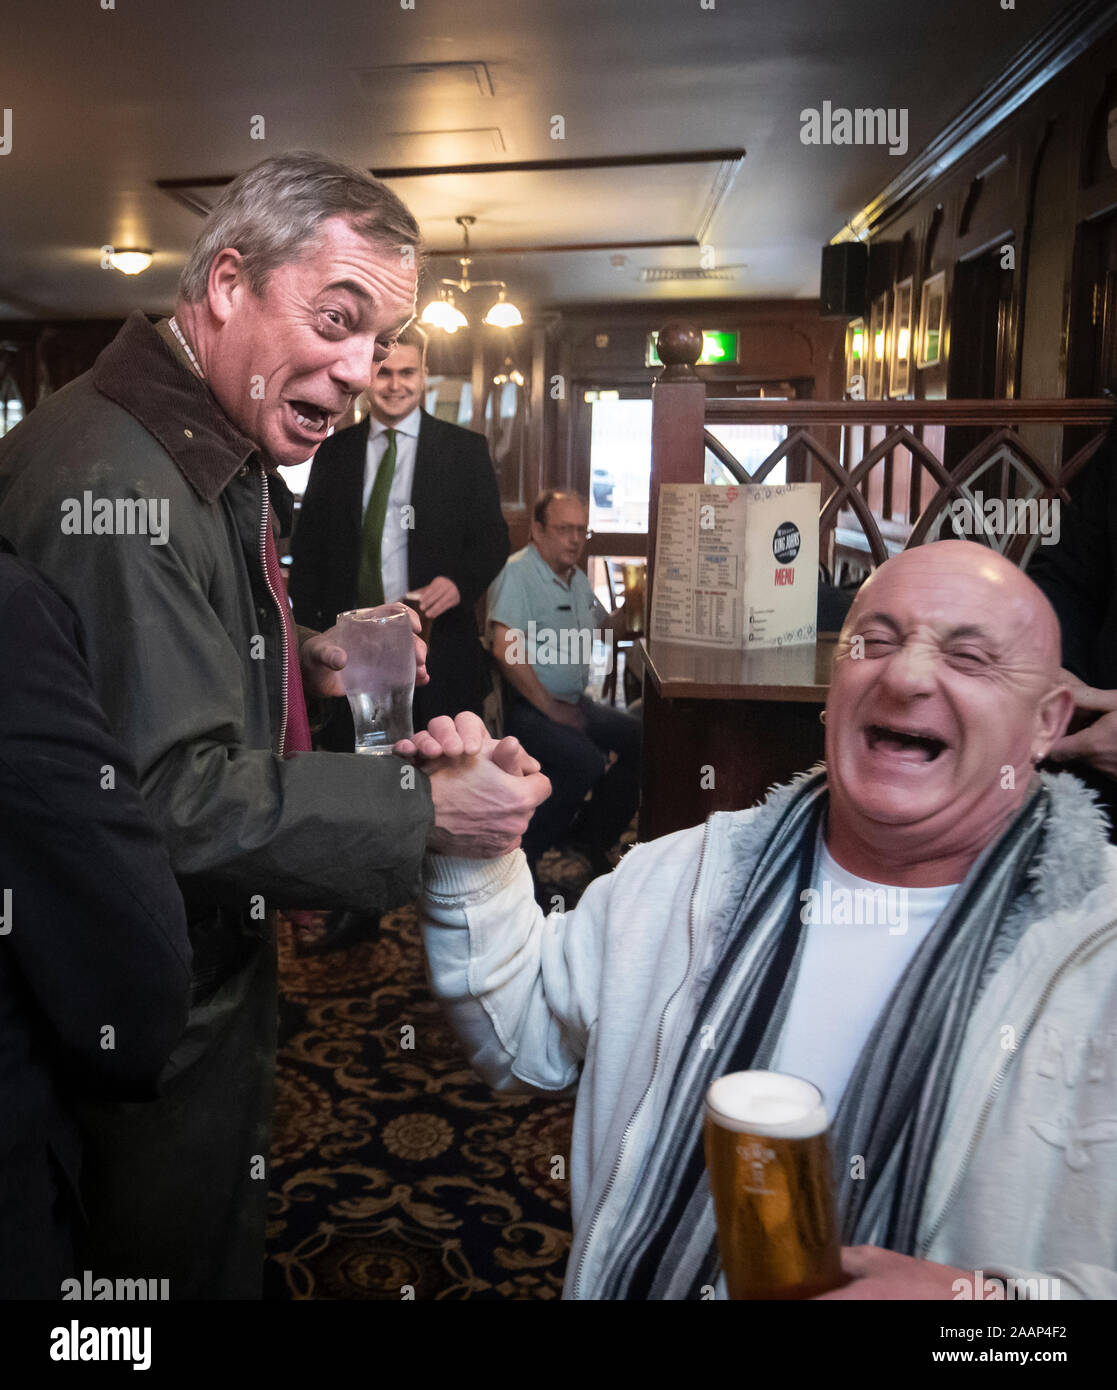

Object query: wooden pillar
[646,323,706,608]
[470,330,487,436]
[526,325,547,510]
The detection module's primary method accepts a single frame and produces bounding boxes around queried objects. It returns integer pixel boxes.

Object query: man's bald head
[843,540,1064,681]
[824,539,1073,886]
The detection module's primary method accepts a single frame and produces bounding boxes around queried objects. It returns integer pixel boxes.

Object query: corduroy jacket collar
[91,311,258,506]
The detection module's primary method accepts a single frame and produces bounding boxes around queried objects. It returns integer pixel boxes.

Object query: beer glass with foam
[703,1070,842,1299]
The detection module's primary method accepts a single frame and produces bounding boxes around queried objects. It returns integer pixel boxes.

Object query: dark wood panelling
[854,27,1117,414]
[0,319,126,408]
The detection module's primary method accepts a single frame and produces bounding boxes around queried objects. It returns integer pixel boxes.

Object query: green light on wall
[646,330,739,367]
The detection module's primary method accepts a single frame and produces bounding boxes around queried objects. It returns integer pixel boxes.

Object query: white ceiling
[0,0,1070,320]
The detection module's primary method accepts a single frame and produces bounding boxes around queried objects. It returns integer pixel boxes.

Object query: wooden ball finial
[657,323,703,378]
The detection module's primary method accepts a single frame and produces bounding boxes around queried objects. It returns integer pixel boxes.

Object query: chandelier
[420,216,524,334]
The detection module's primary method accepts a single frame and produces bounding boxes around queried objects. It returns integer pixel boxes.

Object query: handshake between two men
[397,712,551,859]
[301,614,550,860]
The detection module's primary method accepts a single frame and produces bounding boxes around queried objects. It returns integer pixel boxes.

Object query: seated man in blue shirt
[488,489,641,879]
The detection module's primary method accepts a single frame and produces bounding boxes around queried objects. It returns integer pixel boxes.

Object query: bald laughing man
[405,539,1117,1299]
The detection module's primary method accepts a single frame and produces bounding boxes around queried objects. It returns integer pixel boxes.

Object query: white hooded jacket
[420,772,1117,1299]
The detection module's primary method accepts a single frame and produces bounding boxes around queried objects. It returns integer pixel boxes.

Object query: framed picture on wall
[889,277,913,397]
[845,317,866,398]
[868,292,888,398]
[917,271,946,368]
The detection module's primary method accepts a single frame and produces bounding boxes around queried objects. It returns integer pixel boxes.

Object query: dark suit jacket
[289,410,510,732]
[0,540,192,1297]
[1028,419,1117,687]
[1028,417,1117,833]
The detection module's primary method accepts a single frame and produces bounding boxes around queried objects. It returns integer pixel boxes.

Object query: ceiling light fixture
[421,288,469,334]
[483,288,523,329]
[420,216,523,332]
[107,248,154,276]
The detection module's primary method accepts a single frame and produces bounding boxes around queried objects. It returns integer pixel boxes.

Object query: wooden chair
[601,558,644,706]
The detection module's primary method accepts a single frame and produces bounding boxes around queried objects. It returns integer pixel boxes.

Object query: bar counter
[638,635,837,839]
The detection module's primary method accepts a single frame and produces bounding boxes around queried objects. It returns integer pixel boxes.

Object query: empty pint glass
[335,604,415,754]
[703,1070,842,1300]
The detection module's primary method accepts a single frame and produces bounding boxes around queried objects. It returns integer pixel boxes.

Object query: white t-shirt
[770,838,960,1115]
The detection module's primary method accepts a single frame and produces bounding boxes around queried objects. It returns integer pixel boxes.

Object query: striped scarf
[598,770,1049,1299]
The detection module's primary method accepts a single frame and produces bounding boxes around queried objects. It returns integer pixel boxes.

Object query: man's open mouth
[864,723,948,763]
[286,400,333,437]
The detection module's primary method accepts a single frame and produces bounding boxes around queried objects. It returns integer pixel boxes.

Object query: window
[704,423,788,486]
[588,396,653,533]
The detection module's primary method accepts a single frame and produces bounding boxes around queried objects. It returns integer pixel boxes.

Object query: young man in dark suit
[289,323,510,947]
[289,323,509,737]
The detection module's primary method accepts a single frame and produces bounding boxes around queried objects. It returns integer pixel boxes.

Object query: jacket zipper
[571,818,713,1299]
[918,916,1117,1256]
[257,468,289,757]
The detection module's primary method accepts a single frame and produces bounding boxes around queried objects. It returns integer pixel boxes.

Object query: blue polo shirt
[487,544,608,702]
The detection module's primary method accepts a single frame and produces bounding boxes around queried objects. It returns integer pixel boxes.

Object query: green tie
[357,428,397,608]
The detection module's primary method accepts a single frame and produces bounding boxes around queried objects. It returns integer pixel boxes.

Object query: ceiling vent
[640,266,739,282]
[351,62,495,102]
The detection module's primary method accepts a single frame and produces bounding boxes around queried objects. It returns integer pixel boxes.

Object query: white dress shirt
[362,405,422,604]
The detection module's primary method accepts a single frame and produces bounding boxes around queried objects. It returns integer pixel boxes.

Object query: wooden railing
[647,322,1116,600]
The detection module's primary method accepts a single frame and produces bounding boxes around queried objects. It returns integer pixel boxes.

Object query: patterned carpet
[264,848,603,1301]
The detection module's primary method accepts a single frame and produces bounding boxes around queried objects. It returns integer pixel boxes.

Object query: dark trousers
[504,693,641,865]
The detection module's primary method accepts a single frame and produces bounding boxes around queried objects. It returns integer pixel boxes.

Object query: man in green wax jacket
[0,151,549,1298]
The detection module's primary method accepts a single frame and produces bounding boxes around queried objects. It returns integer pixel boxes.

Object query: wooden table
[638,635,837,840]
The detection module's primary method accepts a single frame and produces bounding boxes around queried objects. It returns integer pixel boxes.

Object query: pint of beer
[703,1070,842,1300]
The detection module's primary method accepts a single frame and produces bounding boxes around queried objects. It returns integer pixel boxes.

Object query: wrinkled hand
[426,754,551,859]
[413,575,461,620]
[813,1246,972,1300]
[1048,673,1117,778]
[395,713,550,859]
[300,610,429,699]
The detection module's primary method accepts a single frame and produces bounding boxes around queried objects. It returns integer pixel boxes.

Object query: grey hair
[178,150,422,303]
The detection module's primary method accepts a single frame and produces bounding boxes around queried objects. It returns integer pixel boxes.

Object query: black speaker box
[820,243,868,319]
